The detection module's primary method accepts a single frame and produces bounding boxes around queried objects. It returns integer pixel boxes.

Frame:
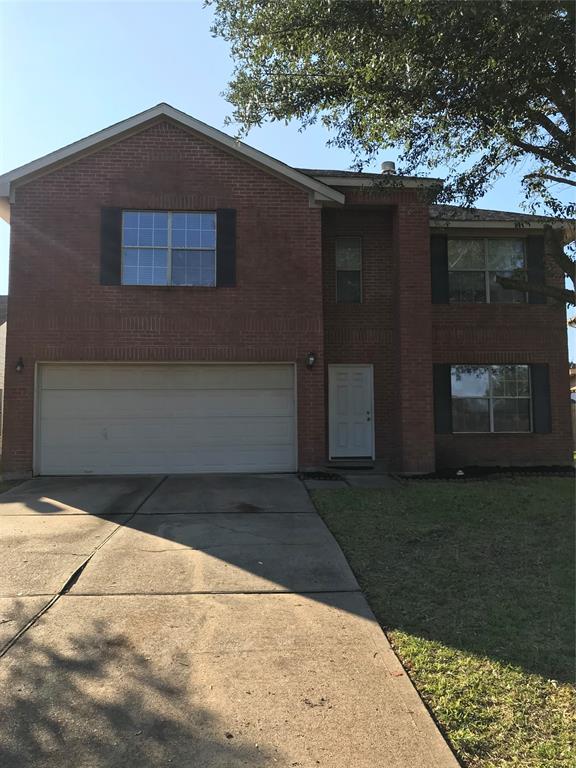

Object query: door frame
[328,364,375,460]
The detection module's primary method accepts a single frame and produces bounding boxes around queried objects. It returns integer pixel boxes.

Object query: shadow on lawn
[313,481,575,685]
[0,600,272,768]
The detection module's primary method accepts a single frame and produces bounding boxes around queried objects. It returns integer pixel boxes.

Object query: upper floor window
[336,237,362,303]
[448,238,526,303]
[451,365,531,433]
[122,211,216,286]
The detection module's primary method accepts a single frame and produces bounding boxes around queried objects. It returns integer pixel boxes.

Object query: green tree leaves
[209,0,575,300]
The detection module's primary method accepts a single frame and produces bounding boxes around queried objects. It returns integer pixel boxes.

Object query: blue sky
[1,1,573,358]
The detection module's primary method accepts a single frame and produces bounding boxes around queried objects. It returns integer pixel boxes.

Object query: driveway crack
[0,475,168,658]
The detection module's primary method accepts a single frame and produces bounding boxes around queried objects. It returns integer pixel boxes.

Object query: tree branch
[541,86,575,136]
[526,108,573,149]
[509,135,576,172]
[524,172,576,188]
[496,276,575,305]
[544,227,576,281]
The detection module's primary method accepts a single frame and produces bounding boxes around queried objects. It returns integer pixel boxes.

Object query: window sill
[448,431,535,436]
[120,284,220,290]
[436,302,546,308]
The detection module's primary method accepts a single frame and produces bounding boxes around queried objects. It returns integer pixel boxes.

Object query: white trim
[447,236,528,304]
[120,210,217,287]
[328,364,375,460]
[0,103,344,206]
[335,236,363,304]
[33,360,296,366]
[450,364,532,435]
[431,219,564,231]
[32,362,40,476]
[432,217,576,245]
[310,175,442,189]
[0,197,9,223]
[292,361,299,472]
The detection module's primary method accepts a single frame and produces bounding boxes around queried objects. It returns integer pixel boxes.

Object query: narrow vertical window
[336,237,362,303]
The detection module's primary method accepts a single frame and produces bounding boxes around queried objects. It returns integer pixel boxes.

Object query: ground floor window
[451,365,532,433]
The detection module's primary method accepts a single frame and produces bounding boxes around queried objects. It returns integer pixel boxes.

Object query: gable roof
[1,105,571,241]
[0,103,344,220]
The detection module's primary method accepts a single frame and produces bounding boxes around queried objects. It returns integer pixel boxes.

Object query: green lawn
[313,478,575,768]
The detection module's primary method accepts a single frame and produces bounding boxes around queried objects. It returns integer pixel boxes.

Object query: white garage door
[36,364,297,475]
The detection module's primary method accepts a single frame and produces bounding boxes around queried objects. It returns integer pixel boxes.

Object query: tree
[209,0,575,303]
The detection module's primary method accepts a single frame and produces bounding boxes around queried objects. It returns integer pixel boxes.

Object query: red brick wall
[323,206,571,471]
[3,119,326,474]
[322,188,435,473]
[433,302,572,467]
[322,207,395,465]
[3,121,571,475]
[392,195,435,473]
[432,227,572,467]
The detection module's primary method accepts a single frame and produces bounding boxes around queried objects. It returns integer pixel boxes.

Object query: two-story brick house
[0,104,571,477]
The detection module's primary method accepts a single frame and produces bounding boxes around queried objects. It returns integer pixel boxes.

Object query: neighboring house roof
[0,103,345,220]
[0,296,7,326]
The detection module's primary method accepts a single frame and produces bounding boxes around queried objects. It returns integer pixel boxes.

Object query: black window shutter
[531,364,552,433]
[433,364,453,433]
[100,208,122,285]
[216,209,236,287]
[526,235,547,304]
[430,234,449,304]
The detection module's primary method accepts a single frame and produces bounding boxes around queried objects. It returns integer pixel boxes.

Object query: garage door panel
[39,446,295,475]
[40,418,295,448]
[40,364,294,391]
[37,364,297,475]
[41,389,295,420]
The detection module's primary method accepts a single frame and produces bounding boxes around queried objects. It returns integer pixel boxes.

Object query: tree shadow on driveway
[3,474,571,688]
[0,600,274,768]
[0,474,358,599]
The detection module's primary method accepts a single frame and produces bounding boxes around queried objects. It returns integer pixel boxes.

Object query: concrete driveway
[0,474,458,768]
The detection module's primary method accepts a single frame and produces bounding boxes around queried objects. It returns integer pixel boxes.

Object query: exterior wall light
[306,352,317,369]
[15,357,24,373]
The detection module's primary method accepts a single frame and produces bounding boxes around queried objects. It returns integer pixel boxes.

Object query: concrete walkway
[0,474,458,768]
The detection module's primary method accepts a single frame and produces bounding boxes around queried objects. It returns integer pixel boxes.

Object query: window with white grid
[448,238,527,303]
[451,365,532,433]
[121,211,217,286]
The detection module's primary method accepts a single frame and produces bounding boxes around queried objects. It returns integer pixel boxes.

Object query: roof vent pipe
[381,161,396,174]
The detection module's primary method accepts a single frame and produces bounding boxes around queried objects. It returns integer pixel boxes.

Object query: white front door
[329,365,374,459]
